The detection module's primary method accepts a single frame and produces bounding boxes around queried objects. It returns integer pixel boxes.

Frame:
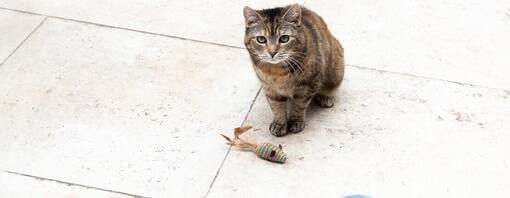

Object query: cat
[243,4,345,136]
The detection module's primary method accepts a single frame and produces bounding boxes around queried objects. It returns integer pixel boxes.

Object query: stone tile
[321,0,510,90]
[0,9,44,63]
[208,67,510,197]
[0,171,131,198]
[0,18,259,197]
[1,0,509,88]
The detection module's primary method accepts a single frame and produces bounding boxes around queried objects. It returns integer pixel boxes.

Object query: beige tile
[208,67,510,197]
[1,1,509,197]
[1,0,509,88]
[0,18,259,197]
[321,0,510,90]
[0,171,131,198]
[0,9,44,63]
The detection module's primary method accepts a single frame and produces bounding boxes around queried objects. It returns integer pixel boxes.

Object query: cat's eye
[256,36,267,44]
[279,35,290,43]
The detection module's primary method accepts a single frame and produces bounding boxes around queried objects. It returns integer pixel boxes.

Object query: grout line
[240,88,263,126]
[0,6,243,50]
[0,7,508,92]
[346,64,510,92]
[204,87,262,198]
[0,4,507,197]
[0,16,47,66]
[2,170,149,198]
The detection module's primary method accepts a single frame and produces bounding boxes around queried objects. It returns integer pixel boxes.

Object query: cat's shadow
[307,96,345,121]
[306,100,328,118]
[281,98,344,137]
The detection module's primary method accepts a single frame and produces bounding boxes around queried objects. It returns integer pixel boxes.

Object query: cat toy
[220,126,287,163]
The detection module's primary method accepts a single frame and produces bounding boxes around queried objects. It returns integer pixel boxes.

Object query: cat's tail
[220,126,257,150]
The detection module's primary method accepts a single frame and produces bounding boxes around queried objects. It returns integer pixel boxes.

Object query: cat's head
[243,4,305,68]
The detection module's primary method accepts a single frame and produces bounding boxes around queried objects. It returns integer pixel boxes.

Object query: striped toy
[255,142,287,163]
[220,126,287,163]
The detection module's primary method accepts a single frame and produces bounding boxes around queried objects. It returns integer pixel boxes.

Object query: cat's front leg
[265,93,288,137]
[288,94,313,133]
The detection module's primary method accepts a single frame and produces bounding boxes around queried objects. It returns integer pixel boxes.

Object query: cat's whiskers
[291,51,307,56]
[278,53,303,79]
[282,59,295,75]
[282,59,293,73]
[290,60,307,81]
[288,54,311,74]
[281,59,293,75]
[287,58,301,73]
[285,59,307,82]
[288,56,307,75]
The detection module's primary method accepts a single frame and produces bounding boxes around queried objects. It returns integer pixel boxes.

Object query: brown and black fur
[243,4,345,136]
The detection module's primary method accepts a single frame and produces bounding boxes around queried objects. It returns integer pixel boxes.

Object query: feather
[220,126,257,150]
[234,126,253,139]
[220,134,233,143]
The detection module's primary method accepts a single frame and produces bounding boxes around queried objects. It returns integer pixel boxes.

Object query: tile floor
[0,1,509,197]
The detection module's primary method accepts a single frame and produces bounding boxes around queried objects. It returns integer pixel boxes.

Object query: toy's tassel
[220,126,257,150]
[234,126,253,139]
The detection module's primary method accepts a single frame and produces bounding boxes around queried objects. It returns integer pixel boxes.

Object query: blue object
[344,195,371,198]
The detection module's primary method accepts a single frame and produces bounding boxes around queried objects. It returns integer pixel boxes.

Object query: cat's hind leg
[315,76,343,108]
[315,52,344,108]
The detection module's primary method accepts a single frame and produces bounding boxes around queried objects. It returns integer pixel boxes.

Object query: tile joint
[0,6,243,50]
[204,87,262,198]
[346,64,510,92]
[0,16,47,66]
[1,170,149,198]
[0,6,508,92]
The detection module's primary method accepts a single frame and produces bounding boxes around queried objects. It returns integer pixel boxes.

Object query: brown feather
[220,134,233,143]
[220,126,258,151]
[234,125,253,139]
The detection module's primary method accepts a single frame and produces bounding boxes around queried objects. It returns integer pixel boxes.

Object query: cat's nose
[269,51,277,58]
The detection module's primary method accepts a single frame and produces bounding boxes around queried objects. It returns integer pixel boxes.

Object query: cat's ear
[283,4,301,25]
[243,6,262,27]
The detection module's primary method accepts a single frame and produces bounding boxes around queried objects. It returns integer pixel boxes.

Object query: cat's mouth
[260,55,287,65]
[265,59,283,65]
[257,53,290,67]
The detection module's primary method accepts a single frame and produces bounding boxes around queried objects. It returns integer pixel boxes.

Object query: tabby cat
[243,4,345,136]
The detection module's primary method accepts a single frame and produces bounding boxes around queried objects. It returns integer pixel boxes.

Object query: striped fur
[244,4,345,136]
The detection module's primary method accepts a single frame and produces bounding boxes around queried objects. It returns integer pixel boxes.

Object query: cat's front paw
[269,121,287,137]
[288,120,305,133]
